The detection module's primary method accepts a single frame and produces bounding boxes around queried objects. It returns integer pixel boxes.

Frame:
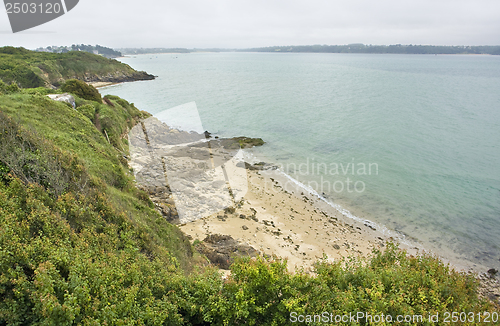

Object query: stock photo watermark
[290,311,499,324]
[261,157,379,195]
[4,0,79,33]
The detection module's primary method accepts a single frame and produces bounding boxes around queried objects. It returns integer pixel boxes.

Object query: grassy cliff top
[0,46,154,88]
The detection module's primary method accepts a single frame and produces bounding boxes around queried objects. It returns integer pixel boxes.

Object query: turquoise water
[104,53,500,271]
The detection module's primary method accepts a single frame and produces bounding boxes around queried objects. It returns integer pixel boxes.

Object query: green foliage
[0,86,494,325]
[162,246,494,325]
[0,178,186,325]
[0,88,198,324]
[75,104,96,121]
[0,80,22,94]
[0,47,153,88]
[308,243,491,325]
[61,79,102,103]
[0,89,192,253]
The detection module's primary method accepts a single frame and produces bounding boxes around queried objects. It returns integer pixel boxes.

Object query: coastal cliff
[0,47,154,89]
[0,74,497,323]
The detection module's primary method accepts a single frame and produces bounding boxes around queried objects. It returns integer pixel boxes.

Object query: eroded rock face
[195,234,259,269]
[138,185,180,224]
[80,71,155,84]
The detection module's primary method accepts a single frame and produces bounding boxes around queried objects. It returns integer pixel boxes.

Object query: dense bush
[0,177,187,325]
[178,247,493,325]
[60,79,102,103]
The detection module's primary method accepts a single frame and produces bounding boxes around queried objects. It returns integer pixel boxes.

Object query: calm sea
[104,52,500,271]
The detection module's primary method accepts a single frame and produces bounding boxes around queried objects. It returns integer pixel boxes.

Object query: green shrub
[21,87,55,96]
[76,104,96,121]
[60,79,102,103]
[0,81,21,95]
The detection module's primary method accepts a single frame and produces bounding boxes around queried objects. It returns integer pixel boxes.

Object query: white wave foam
[268,166,417,248]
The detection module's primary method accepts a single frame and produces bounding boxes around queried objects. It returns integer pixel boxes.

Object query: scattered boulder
[215,137,264,150]
[194,234,259,269]
[263,220,275,227]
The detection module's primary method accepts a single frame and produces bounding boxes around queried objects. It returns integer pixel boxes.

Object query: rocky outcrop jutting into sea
[128,116,259,224]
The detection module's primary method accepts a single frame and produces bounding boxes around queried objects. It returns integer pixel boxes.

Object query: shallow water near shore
[103,52,500,272]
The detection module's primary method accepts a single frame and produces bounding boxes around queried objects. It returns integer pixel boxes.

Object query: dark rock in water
[223,137,264,149]
[487,268,498,276]
[364,223,376,231]
[195,234,259,269]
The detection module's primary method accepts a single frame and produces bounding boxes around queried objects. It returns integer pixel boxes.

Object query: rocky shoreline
[127,116,499,306]
[83,70,155,86]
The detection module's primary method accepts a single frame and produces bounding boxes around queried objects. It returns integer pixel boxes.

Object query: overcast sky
[1,0,499,49]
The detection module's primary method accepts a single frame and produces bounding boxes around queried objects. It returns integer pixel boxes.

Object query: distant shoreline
[116,44,500,56]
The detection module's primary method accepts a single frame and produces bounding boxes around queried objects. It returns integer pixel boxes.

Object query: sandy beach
[89,81,121,88]
[178,164,499,302]
[127,116,499,302]
[179,166,423,273]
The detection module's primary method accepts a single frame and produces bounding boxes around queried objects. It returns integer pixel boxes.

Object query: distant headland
[0,47,155,89]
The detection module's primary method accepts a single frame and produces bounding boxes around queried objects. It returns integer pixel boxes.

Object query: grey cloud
[0,0,499,48]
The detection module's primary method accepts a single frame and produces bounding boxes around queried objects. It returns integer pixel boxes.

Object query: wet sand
[180,167,424,272]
